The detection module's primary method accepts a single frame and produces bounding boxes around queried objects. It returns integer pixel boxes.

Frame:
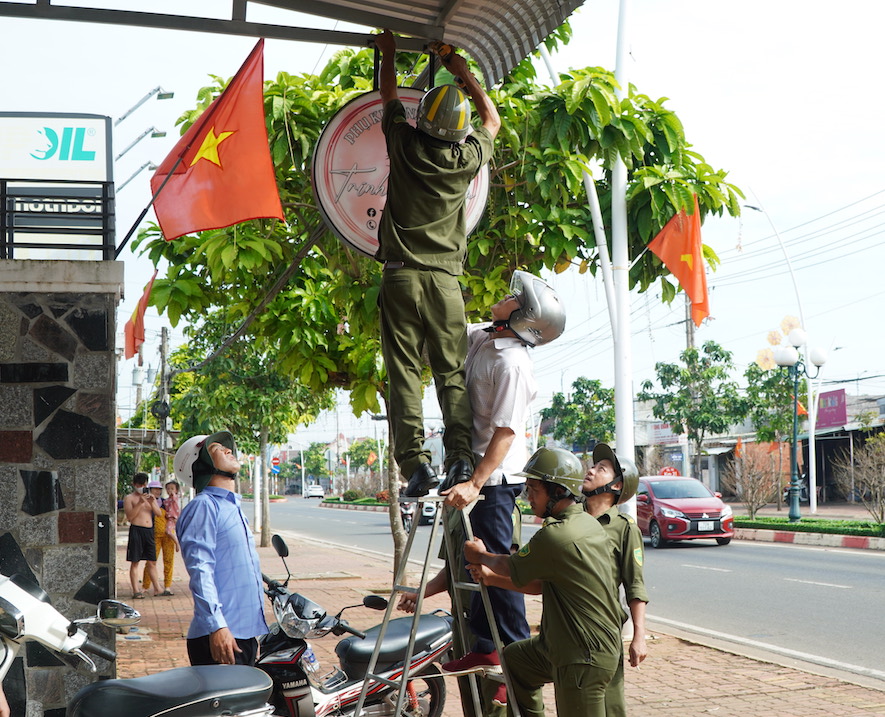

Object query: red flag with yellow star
[648,194,710,327]
[150,39,283,241]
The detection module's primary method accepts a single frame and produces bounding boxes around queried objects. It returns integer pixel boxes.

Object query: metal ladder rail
[444,503,523,717]
[351,495,455,717]
[439,503,486,717]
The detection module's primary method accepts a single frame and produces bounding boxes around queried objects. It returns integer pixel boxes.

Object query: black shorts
[126,524,156,562]
[187,636,259,667]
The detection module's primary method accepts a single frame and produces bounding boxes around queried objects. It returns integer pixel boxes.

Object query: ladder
[351,494,522,717]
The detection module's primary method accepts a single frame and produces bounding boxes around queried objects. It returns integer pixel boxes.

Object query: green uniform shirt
[376,98,494,275]
[598,506,649,604]
[508,503,623,666]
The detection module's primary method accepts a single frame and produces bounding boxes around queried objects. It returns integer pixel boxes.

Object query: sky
[4,0,884,446]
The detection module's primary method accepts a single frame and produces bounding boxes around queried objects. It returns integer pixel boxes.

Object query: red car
[636,476,734,548]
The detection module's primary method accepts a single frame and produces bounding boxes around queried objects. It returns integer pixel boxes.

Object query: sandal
[133,592,146,599]
[161,589,174,596]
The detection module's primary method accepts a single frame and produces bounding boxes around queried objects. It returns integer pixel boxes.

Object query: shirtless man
[123,472,162,598]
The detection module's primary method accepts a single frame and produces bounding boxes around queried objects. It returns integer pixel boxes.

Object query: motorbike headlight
[660,507,686,519]
[275,602,313,639]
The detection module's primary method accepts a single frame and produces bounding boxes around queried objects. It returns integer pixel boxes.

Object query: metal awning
[0,0,585,85]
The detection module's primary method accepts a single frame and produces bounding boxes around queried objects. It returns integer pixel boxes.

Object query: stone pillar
[0,259,124,715]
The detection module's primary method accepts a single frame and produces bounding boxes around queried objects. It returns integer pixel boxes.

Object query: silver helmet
[507,271,566,347]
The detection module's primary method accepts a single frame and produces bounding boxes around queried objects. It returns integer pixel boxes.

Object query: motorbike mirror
[271,534,289,558]
[97,600,141,627]
[363,595,388,611]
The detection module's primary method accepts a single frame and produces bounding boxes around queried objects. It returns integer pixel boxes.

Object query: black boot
[404,463,439,497]
[439,458,472,492]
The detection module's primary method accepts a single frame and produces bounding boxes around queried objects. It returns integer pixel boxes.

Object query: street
[268,499,885,685]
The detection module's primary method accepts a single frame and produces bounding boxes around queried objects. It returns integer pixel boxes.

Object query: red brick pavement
[114,527,885,716]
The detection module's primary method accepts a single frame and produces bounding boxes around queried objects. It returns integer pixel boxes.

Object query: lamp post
[118,161,158,191]
[115,86,174,126]
[773,328,827,522]
[115,127,166,162]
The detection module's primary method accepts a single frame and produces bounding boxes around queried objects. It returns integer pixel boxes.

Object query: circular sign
[312,88,490,259]
[659,466,680,476]
[271,456,281,466]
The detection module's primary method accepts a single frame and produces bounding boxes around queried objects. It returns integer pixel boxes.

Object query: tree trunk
[385,417,408,579]
[260,427,271,548]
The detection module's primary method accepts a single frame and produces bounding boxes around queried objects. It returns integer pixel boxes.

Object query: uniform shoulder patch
[517,543,531,557]
[633,547,643,567]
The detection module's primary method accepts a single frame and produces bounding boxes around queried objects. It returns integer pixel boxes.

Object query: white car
[304,484,325,499]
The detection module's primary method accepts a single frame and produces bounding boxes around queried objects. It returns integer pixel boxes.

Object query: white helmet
[173,430,237,493]
[506,271,566,347]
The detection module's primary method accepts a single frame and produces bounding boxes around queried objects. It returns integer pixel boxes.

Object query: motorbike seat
[335,614,451,680]
[67,664,272,717]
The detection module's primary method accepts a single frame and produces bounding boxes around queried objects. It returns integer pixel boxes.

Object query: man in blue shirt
[174,431,268,666]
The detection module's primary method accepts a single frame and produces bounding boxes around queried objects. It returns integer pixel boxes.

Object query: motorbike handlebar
[82,638,117,662]
[262,573,283,591]
[338,621,366,639]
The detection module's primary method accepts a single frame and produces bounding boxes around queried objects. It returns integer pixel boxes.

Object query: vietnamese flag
[648,194,710,327]
[151,39,284,241]
[124,270,158,359]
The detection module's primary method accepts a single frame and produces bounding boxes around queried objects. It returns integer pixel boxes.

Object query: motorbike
[257,534,451,717]
[400,500,416,534]
[0,572,274,717]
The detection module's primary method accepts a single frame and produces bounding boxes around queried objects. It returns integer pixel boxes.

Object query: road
[268,499,885,685]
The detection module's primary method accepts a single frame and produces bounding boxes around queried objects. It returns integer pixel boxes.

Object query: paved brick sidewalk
[114,528,885,715]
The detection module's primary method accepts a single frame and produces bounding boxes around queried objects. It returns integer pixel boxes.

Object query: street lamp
[118,161,158,191]
[115,86,174,126]
[773,327,827,522]
[115,127,166,161]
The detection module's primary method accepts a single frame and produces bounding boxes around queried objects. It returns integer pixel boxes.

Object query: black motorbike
[257,534,451,717]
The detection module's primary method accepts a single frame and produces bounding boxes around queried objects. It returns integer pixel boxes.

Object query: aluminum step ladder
[351,493,521,717]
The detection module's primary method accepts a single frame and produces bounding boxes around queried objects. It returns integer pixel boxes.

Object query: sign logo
[30,127,97,161]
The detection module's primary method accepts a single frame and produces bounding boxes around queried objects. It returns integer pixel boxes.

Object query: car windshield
[649,479,713,500]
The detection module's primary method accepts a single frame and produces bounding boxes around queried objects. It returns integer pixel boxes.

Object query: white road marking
[681,564,732,572]
[783,577,850,589]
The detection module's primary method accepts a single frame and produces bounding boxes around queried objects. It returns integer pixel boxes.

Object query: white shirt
[466,323,537,485]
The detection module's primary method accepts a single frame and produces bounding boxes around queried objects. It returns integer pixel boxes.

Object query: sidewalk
[114,529,885,716]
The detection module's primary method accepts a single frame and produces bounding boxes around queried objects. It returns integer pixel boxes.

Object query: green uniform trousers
[380,266,473,478]
[503,636,619,717]
[603,653,627,716]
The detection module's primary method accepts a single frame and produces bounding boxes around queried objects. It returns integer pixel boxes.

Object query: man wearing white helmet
[438,271,565,705]
[174,431,268,667]
[373,29,500,498]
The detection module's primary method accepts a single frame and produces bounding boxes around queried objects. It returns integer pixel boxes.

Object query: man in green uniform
[464,447,623,716]
[374,29,501,497]
[582,444,649,716]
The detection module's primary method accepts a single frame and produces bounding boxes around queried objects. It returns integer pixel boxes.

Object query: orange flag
[124,270,158,359]
[150,39,283,242]
[648,194,710,327]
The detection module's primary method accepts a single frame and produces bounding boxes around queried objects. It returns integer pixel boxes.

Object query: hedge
[734,516,885,538]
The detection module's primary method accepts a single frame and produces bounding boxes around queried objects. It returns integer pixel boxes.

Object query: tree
[638,341,749,481]
[342,437,386,496]
[720,442,781,518]
[540,377,614,455]
[832,432,885,523]
[133,27,743,560]
[167,315,334,544]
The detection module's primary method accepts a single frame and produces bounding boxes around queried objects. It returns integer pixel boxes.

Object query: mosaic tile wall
[0,265,122,716]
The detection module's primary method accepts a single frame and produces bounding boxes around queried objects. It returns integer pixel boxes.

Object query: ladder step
[452,581,481,592]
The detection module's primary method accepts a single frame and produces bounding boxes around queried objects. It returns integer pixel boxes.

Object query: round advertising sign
[659,466,680,476]
[312,88,490,259]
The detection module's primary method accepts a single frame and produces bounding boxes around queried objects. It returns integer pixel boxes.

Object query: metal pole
[788,364,801,522]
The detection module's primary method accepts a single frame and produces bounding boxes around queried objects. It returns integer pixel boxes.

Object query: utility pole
[156,327,169,481]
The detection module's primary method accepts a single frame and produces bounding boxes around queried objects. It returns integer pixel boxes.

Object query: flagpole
[113,154,185,258]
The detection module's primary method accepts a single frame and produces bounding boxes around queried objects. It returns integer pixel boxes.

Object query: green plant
[342,489,362,502]
[733,516,885,538]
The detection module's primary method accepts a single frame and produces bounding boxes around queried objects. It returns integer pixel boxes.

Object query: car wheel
[649,521,668,549]
[716,537,732,546]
